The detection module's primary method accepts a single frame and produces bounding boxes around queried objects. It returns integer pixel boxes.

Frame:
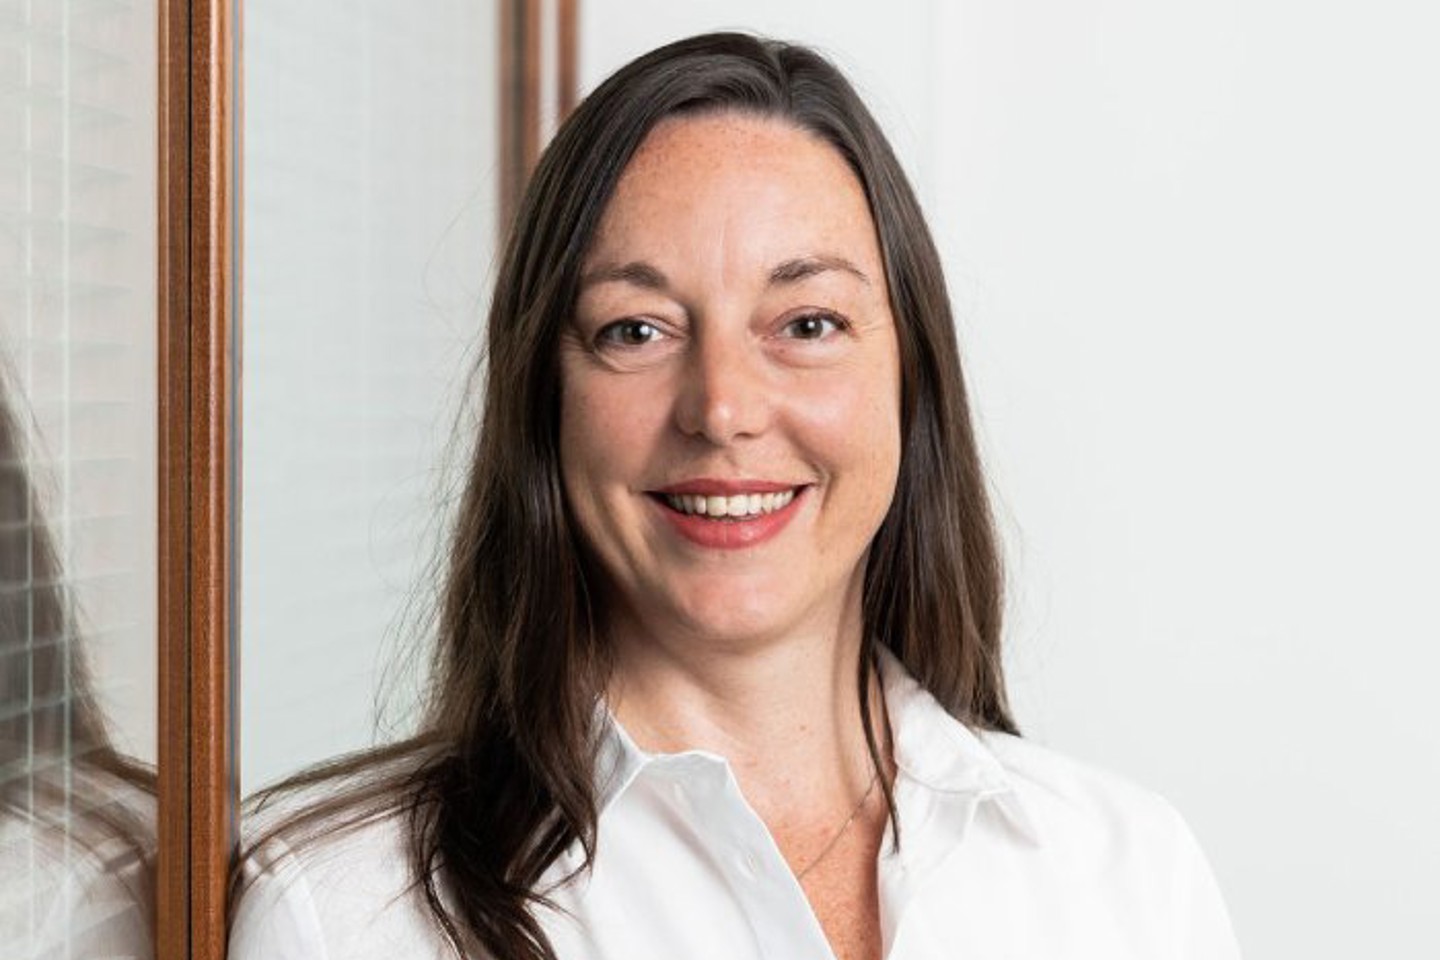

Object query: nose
[672,327,774,445]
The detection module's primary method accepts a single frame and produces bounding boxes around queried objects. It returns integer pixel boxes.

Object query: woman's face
[559,112,902,650]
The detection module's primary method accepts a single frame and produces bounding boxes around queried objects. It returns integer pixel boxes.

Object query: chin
[656,581,819,649]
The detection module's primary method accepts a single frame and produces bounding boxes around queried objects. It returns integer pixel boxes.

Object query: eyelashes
[590,310,851,353]
[780,311,849,340]
[595,318,667,348]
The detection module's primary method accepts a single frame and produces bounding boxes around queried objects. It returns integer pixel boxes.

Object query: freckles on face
[557,112,903,644]
[556,345,673,579]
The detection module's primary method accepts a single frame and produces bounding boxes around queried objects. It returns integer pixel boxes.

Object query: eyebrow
[578,254,872,292]
[767,255,871,286]
[579,260,670,291]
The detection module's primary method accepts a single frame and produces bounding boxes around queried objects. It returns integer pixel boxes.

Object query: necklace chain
[793,769,882,883]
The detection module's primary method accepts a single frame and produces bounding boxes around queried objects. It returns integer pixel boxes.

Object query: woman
[230,33,1241,960]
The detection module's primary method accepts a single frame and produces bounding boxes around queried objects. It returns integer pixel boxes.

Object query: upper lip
[652,478,804,496]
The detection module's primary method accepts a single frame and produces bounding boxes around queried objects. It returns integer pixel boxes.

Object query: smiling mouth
[654,488,802,520]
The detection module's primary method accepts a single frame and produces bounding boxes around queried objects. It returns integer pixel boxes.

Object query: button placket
[703,764,836,959]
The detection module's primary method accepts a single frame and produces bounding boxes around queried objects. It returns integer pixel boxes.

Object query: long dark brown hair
[242,32,1015,960]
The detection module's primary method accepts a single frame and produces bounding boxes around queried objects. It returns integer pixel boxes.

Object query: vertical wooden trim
[188,3,237,953]
[499,0,543,232]
[155,0,190,954]
[557,0,578,119]
[521,0,542,175]
[498,0,518,231]
[157,0,237,958]
[498,0,514,230]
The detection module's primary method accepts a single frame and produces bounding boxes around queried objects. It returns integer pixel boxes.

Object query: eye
[595,318,666,348]
[781,312,847,340]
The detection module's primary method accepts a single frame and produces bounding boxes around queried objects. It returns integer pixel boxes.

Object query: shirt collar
[877,646,1043,846]
[593,706,649,816]
[591,649,1042,846]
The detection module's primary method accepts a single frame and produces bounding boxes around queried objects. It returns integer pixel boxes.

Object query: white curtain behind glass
[242,1,499,791]
[0,0,157,956]
[0,0,158,764]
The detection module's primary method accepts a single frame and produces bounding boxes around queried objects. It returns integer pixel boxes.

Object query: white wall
[241,1,498,791]
[583,2,1440,956]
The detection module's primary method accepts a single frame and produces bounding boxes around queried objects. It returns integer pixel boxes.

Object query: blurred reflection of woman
[0,361,155,960]
[229,33,1242,960]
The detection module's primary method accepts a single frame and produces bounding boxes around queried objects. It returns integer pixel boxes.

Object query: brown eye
[783,312,845,340]
[596,319,664,347]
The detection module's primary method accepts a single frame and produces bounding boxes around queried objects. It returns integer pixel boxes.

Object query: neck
[604,603,884,821]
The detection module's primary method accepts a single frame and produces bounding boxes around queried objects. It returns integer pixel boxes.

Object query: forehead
[585,112,882,276]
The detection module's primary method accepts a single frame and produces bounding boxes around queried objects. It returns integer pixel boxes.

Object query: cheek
[797,354,903,509]
[559,375,632,574]
[559,396,613,551]
[558,368,667,501]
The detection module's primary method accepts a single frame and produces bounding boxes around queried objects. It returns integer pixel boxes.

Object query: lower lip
[653,489,806,549]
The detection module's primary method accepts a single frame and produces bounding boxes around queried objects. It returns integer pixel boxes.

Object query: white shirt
[229,653,1243,959]
[1,774,154,960]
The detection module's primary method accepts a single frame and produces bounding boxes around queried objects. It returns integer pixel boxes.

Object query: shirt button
[742,851,761,875]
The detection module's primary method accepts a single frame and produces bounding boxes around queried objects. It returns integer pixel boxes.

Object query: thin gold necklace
[793,768,882,882]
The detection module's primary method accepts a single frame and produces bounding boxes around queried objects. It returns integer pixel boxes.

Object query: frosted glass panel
[242,2,499,790]
[0,0,158,957]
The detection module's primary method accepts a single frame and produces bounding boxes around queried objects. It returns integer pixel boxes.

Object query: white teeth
[663,488,799,519]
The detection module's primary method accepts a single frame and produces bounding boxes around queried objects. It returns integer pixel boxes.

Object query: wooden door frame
[499,0,579,230]
[156,0,238,958]
[153,3,575,957]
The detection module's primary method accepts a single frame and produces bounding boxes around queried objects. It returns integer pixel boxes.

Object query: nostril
[674,389,768,445]
[670,348,773,445]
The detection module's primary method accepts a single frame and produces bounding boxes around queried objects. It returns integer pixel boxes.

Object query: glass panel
[0,0,158,957]
[241,2,499,791]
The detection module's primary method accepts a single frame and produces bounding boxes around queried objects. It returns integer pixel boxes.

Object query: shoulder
[1,772,155,960]
[978,730,1209,871]
[980,731,1189,839]
[229,789,453,960]
[974,732,1242,957]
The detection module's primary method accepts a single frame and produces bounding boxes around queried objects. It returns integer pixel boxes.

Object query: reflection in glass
[0,1,158,956]
[0,366,153,957]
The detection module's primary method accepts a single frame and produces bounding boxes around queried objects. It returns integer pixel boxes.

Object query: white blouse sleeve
[226,819,458,960]
[1146,805,1238,960]
[1170,812,1244,959]
[228,845,332,960]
